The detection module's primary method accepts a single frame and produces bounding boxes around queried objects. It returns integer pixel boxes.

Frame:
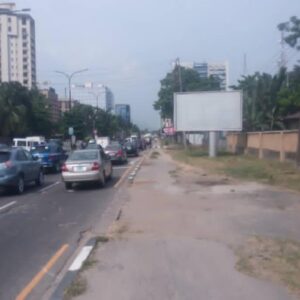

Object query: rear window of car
[69,151,98,161]
[0,151,10,163]
[31,146,50,153]
[106,145,120,151]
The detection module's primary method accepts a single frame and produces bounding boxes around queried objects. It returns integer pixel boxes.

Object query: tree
[278,16,300,50]
[153,66,221,119]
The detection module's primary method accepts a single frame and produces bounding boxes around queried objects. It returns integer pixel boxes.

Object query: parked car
[124,140,139,156]
[0,147,44,194]
[31,143,66,173]
[0,144,8,149]
[61,149,113,190]
[105,143,127,164]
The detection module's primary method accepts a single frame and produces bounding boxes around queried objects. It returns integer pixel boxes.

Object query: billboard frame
[173,90,243,132]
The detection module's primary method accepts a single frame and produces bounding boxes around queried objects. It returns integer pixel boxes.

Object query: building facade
[115,104,131,124]
[104,86,114,112]
[40,88,61,123]
[59,99,80,114]
[180,61,229,90]
[0,3,36,89]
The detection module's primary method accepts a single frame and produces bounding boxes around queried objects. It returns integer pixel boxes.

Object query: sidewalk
[75,149,300,300]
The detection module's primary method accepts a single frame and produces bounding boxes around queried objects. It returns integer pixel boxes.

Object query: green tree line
[154,16,300,131]
[0,81,139,139]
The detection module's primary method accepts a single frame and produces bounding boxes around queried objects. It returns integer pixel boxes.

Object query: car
[30,143,66,173]
[0,144,8,149]
[0,147,44,194]
[105,143,127,164]
[124,140,139,156]
[61,149,113,190]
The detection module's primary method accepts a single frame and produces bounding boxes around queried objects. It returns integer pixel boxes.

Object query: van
[13,136,45,151]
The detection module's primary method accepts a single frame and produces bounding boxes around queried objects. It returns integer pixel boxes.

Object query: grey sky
[14,0,300,129]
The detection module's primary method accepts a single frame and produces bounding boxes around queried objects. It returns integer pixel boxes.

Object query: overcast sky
[14,0,300,129]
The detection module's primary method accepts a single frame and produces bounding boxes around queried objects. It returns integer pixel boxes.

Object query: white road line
[40,181,60,193]
[0,201,16,212]
[69,245,93,271]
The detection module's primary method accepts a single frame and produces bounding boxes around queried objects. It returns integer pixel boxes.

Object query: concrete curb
[128,155,146,184]
[50,238,96,300]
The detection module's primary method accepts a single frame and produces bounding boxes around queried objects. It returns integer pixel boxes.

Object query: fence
[227,130,299,162]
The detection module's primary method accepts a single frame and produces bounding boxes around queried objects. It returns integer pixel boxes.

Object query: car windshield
[0,151,10,163]
[86,144,99,149]
[68,151,98,161]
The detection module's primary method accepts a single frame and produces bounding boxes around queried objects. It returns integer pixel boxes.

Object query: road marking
[113,166,129,170]
[16,244,69,300]
[69,245,93,271]
[39,181,60,193]
[0,201,16,212]
[114,158,141,188]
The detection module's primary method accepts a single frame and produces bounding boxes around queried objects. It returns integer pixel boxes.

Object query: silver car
[61,149,112,190]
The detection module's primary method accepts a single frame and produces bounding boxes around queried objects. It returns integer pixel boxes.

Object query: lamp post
[55,69,88,109]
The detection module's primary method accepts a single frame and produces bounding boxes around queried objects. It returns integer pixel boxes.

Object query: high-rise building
[180,61,229,90]
[0,3,36,89]
[115,104,131,124]
[71,83,114,112]
[40,88,61,123]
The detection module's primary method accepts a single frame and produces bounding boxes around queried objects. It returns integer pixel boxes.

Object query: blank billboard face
[174,91,242,131]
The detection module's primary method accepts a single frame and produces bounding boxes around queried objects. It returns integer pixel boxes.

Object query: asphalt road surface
[0,157,138,300]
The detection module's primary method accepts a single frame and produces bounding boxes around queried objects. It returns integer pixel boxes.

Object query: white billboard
[174,91,243,131]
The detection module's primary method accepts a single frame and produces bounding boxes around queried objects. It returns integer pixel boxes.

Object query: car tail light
[61,163,69,172]
[91,162,100,171]
[4,161,12,169]
[117,150,122,156]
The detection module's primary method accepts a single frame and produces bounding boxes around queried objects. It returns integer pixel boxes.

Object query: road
[0,157,138,300]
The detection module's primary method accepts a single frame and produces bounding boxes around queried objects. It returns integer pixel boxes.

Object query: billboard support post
[209,131,217,157]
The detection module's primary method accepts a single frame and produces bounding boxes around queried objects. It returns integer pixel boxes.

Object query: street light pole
[55,69,88,109]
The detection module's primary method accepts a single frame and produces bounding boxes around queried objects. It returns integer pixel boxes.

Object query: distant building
[40,87,60,123]
[180,61,229,90]
[104,86,114,112]
[59,99,80,114]
[115,104,131,124]
[0,3,36,89]
[71,83,114,112]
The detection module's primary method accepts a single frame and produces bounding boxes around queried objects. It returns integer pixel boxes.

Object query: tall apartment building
[104,86,114,112]
[115,104,131,124]
[180,61,229,90]
[40,88,61,123]
[0,3,36,89]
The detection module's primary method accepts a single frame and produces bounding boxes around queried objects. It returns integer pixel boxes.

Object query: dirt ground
[77,149,300,300]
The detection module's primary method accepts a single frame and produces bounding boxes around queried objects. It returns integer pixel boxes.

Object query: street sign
[68,127,74,136]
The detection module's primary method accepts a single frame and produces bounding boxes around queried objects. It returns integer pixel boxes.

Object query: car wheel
[107,166,113,180]
[16,175,25,194]
[99,171,106,187]
[35,169,44,186]
[65,182,73,190]
[53,163,60,173]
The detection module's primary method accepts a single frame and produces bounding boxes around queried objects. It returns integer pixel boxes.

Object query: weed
[64,275,87,299]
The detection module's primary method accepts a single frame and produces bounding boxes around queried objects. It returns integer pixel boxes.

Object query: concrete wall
[227,130,299,162]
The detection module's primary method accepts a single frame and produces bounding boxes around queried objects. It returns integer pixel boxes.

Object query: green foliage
[278,16,300,50]
[231,66,300,131]
[153,66,221,119]
[0,82,52,137]
[60,104,139,140]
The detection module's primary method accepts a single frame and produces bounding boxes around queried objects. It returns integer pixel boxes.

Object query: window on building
[23,79,28,85]
[8,17,11,23]
[23,72,28,77]
[8,26,11,32]
[22,18,26,25]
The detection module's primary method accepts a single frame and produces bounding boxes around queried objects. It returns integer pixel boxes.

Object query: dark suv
[0,148,44,194]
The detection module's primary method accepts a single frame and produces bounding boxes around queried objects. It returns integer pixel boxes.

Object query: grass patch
[236,236,300,295]
[64,275,87,299]
[169,148,300,192]
[150,151,160,159]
